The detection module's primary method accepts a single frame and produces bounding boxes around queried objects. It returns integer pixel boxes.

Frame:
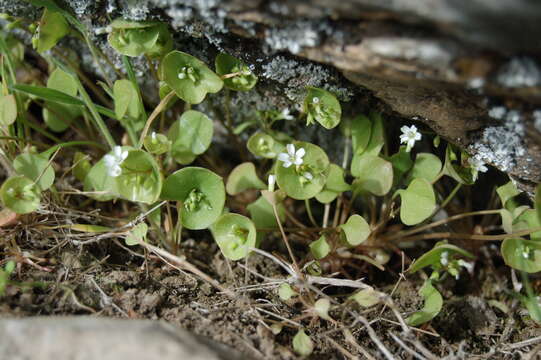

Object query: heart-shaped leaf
[275,142,329,200]
[292,330,314,357]
[408,153,442,183]
[501,237,541,273]
[43,68,80,132]
[340,214,370,246]
[167,110,213,164]
[497,181,521,210]
[125,222,148,246]
[0,176,41,214]
[389,146,413,186]
[226,162,266,195]
[309,235,331,259]
[247,132,284,159]
[108,21,161,57]
[34,9,70,53]
[161,167,225,230]
[303,87,341,129]
[113,79,140,120]
[215,53,257,91]
[212,213,257,260]
[159,51,223,104]
[351,155,393,196]
[13,152,55,191]
[398,178,436,226]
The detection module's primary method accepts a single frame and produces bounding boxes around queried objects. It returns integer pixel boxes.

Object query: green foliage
[13,152,55,191]
[125,222,148,246]
[497,181,521,210]
[340,214,370,246]
[11,83,84,106]
[0,261,16,296]
[33,8,70,53]
[113,79,140,120]
[108,19,172,58]
[278,283,297,301]
[168,110,213,164]
[72,152,91,182]
[212,213,256,260]
[275,142,329,200]
[501,238,541,273]
[226,162,266,195]
[351,112,384,156]
[406,280,443,326]
[161,167,225,230]
[350,287,381,307]
[310,235,331,259]
[409,242,475,273]
[315,164,350,204]
[215,53,257,91]
[159,51,223,104]
[43,68,80,132]
[115,150,162,204]
[247,132,284,159]
[0,176,41,214]
[143,132,171,155]
[303,87,341,129]
[443,145,475,185]
[351,155,393,196]
[398,178,436,226]
[292,329,314,357]
[408,153,442,183]
[0,94,17,126]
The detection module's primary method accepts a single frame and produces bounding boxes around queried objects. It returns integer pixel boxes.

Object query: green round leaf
[278,283,297,301]
[47,68,78,96]
[161,167,225,230]
[146,23,173,58]
[497,181,521,210]
[303,87,341,129]
[399,178,436,226]
[215,53,257,91]
[13,152,55,191]
[0,176,41,214]
[409,153,442,183]
[212,213,257,260]
[35,9,70,53]
[292,330,314,357]
[513,209,541,240]
[340,214,370,246]
[350,287,381,308]
[246,132,284,159]
[275,142,329,200]
[246,196,285,230]
[115,150,162,204]
[83,154,119,202]
[0,95,18,126]
[351,114,372,155]
[43,68,81,132]
[167,110,213,164]
[310,235,331,260]
[351,155,393,196]
[406,280,443,326]
[502,238,541,273]
[389,146,413,186]
[226,162,266,195]
[159,51,223,104]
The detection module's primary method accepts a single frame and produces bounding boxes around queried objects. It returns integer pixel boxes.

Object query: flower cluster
[104,146,128,177]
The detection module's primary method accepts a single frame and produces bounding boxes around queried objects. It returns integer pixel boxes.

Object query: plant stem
[396,226,541,243]
[138,91,176,148]
[385,209,502,241]
[305,198,318,227]
[272,202,300,273]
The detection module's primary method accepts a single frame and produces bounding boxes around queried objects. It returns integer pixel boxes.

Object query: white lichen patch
[261,56,353,102]
[264,21,320,54]
[121,0,150,21]
[469,108,526,172]
[496,57,541,88]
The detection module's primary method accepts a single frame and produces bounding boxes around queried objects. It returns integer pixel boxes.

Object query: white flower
[468,157,488,179]
[280,108,294,120]
[103,146,128,177]
[400,125,422,152]
[268,174,276,192]
[151,131,157,141]
[312,97,320,104]
[302,172,313,181]
[277,144,305,168]
[458,259,474,273]
[440,251,449,266]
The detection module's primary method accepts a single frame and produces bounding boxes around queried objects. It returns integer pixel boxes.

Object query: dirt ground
[2,207,540,360]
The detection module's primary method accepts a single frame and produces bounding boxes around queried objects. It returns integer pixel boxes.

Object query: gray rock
[0,316,247,360]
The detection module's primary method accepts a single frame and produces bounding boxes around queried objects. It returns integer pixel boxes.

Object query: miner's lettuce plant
[2,5,541,347]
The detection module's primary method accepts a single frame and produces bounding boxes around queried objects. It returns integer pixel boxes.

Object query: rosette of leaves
[167,110,213,164]
[33,8,70,53]
[212,213,257,260]
[159,51,223,104]
[161,167,225,230]
[247,132,284,159]
[303,87,341,129]
[0,176,41,214]
[215,53,257,91]
[275,142,330,200]
[42,68,81,132]
[108,19,172,58]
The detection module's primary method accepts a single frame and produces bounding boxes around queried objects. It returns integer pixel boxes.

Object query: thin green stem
[305,198,318,227]
[138,91,176,148]
[396,226,541,243]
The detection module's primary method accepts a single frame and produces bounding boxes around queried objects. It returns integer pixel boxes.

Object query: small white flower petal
[296,147,305,159]
[286,143,296,156]
[282,160,292,168]
[277,152,290,163]
[303,172,313,180]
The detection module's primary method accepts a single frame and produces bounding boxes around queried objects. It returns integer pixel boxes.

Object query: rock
[0,316,247,360]
[1,0,540,193]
